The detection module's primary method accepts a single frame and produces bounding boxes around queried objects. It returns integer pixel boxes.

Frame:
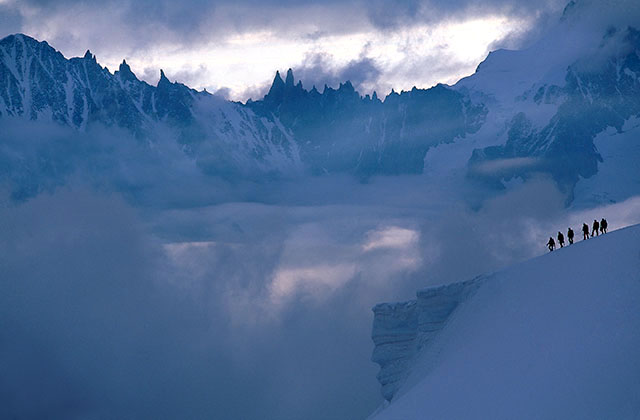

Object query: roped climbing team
[547,218,607,252]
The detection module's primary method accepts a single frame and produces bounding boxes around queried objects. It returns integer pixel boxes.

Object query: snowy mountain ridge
[370,223,640,419]
[453,10,640,197]
[1,0,640,204]
[0,33,303,177]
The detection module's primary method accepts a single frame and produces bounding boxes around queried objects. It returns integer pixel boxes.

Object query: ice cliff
[371,278,483,401]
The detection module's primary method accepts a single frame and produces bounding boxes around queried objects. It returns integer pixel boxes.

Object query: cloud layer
[2,151,640,419]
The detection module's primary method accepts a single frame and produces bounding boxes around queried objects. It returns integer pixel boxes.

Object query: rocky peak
[158,69,171,87]
[116,59,137,82]
[264,70,286,104]
[2,33,35,48]
[285,68,295,87]
[272,70,285,89]
[339,80,355,92]
[83,49,96,62]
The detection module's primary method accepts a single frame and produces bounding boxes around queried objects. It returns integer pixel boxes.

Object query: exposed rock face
[251,71,487,177]
[371,277,484,401]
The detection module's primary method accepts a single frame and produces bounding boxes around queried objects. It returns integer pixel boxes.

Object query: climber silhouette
[567,227,574,244]
[557,231,565,248]
[547,237,556,252]
[592,219,600,236]
[600,218,608,234]
[582,223,590,240]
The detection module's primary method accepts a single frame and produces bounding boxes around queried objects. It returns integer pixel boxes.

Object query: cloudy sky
[0,0,566,100]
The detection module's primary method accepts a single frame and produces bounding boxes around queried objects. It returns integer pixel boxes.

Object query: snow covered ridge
[0,33,302,178]
[2,1,640,193]
[0,32,488,179]
[0,32,486,180]
[460,23,640,194]
[370,223,640,419]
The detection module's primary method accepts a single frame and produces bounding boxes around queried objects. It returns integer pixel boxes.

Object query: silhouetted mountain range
[1,2,640,203]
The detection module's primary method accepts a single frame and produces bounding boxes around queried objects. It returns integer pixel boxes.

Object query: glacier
[370,223,640,419]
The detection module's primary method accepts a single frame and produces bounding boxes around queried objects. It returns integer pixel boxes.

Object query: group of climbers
[547,218,608,251]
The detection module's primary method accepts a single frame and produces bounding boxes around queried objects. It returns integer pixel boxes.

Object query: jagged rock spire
[158,69,170,87]
[117,59,137,81]
[83,50,96,62]
[340,80,354,91]
[285,68,294,87]
[272,70,284,88]
[264,68,306,104]
[265,70,286,103]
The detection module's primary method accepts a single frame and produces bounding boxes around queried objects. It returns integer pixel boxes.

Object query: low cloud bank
[2,121,640,419]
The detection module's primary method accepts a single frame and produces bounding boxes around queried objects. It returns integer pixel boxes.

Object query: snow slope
[370,223,640,419]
